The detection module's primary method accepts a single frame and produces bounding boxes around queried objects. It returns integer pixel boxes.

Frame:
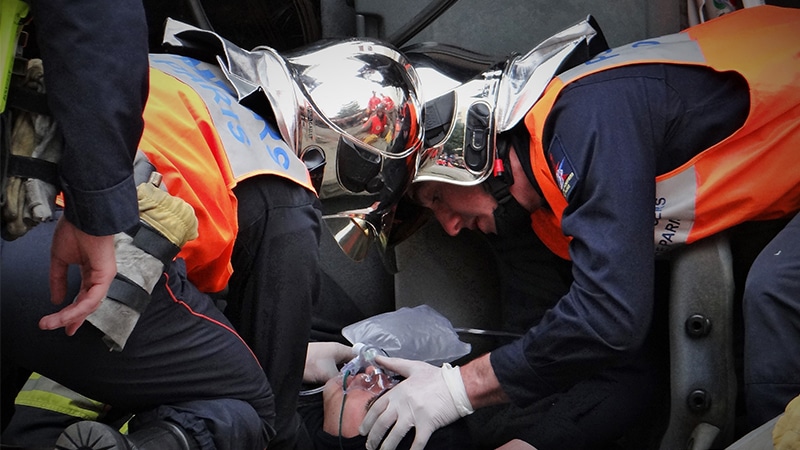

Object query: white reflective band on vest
[654,168,697,255]
[149,54,310,184]
[560,32,705,80]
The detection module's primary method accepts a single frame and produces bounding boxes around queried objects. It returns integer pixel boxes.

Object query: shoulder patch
[547,136,579,198]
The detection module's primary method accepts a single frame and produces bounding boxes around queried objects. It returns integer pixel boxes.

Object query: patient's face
[322,366,395,437]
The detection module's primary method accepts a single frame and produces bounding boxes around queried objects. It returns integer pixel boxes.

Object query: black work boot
[54,420,200,450]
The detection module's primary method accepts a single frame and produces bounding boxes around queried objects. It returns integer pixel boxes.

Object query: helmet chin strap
[487,134,539,238]
[485,135,514,206]
[486,136,519,237]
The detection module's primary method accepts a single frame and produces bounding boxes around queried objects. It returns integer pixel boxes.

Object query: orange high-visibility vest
[139,55,315,293]
[524,6,800,260]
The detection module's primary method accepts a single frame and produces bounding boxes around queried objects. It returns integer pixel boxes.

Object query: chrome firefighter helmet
[412,16,606,188]
[377,16,608,247]
[279,39,423,262]
[162,19,423,262]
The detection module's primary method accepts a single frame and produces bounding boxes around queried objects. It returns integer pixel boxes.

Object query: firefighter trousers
[1,214,275,449]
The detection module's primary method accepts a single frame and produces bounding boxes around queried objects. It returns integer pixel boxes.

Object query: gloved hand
[136,182,199,248]
[359,356,473,450]
[773,394,800,450]
[303,341,354,384]
[86,181,198,350]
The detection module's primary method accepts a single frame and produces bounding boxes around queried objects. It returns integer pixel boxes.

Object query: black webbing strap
[131,220,181,268]
[106,273,150,313]
[2,84,59,188]
[6,86,49,115]
[6,154,59,186]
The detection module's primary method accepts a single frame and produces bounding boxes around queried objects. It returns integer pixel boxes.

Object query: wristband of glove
[87,178,198,352]
[441,363,474,417]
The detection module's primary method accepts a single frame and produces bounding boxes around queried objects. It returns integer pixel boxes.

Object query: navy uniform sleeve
[490,64,749,406]
[491,65,668,405]
[29,0,148,236]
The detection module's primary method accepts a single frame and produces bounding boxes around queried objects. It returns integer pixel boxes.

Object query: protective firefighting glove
[86,181,198,351]
[774,394,800,450]
[1,58,62,240]
[359,356,473,450]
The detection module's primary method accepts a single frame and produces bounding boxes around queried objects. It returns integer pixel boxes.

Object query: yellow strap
[0,0,28,112]
[15,373,107,420]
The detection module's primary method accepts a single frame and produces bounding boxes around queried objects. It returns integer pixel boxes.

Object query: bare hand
[495,440,538,450]
[304,341,354,384]
[41,216,116,335]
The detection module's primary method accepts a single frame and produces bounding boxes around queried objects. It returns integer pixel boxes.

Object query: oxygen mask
[339,344,398,394]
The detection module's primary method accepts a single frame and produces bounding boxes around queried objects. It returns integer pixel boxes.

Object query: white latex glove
[359,356,473,450]
[303,341,354,384]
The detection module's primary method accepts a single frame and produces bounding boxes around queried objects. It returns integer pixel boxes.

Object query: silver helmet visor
[413,17,601,187]
[415,70,502,187]
[283,40,423,261]
[286,41,423,160]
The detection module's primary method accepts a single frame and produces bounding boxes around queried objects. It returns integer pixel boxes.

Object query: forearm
[461,353,509,409]
[30,0,147,235]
